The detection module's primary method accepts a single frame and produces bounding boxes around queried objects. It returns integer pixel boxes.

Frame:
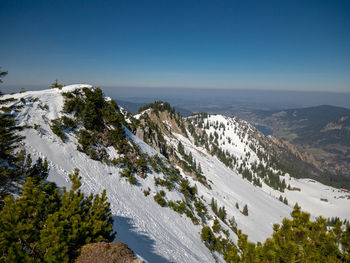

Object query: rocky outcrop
[75,242,142,263]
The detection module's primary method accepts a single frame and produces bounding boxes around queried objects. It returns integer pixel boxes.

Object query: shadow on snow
[113,215,175,263]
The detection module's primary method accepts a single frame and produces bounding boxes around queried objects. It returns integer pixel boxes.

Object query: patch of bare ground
[75,242,142,263]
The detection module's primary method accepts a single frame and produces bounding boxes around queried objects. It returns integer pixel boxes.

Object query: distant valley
[232,105,350,186]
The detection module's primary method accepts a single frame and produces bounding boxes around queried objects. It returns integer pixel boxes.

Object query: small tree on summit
[50,79,63,89]
[0,68,7,83]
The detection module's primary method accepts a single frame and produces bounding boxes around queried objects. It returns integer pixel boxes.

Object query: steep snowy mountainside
[186,113,350,220]
[167,132,292,242]
[136,105,350,221]
[131,103,295,243]
[1,87,349,262]
[1,85,215,262]
[189,115,350,222]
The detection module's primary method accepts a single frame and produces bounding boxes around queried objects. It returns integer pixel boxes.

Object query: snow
[170,132,291,242]
[187,113,350,222]
[2,85,349,263]
[201,114,259,164]
[267,175,350,220]
[2,85,213,262]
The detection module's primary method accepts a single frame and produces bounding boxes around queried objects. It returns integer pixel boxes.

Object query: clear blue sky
[1,0,349,92]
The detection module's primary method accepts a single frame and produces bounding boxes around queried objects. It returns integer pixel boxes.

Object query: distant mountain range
[236,105,350,181]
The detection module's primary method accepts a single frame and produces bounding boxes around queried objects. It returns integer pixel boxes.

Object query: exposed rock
[135,126,145,141]
[75,242,142,263]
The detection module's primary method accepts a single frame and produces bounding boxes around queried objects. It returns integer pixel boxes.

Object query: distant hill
[239,105,350,179]
[115,99,193,116]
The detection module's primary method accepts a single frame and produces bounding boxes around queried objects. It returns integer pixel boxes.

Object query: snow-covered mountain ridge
[1,84,349,262]
[136,102,350,220]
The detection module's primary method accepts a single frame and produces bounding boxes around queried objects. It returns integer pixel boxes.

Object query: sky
[1,0,350,92]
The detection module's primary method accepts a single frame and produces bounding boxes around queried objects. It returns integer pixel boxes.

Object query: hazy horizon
[2,84,350,110]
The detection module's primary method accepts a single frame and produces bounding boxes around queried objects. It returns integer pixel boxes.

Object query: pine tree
[342,223,350,262]
[0,176,61,261]
[281,179,286,190]
[218,206,227,221]
[26,157,49,183]
[0,67,7,85]
[201,226,216,250]
[0,66,21,161]
[188,152,193,164]
[177,141,184,155]
[40,168,115,260]
[242,204,248,216]
[0,75,24,198]
[211,197,217,215]
[50,79,63,89]
[279,195,283,202]
[198,162,202,173]
[0,168,115,262]
[0,111,22,162]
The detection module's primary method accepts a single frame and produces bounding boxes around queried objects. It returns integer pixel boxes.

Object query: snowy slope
[187,114,350,221]
[167,132,291,242]
[263,175,350,220]
[2,85,349,262]
[1,85,214,262]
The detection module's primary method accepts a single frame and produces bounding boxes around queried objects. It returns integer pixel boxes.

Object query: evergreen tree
[0,69,24,200]
[0,176,61,261]
[229,216,238,233]
[50,79,63,89]
[227,204,350,262]
[177,141,184,155]
[279,195,283,202]
[188,152,193,164]
[201,226,216,251]
[0,168,115,262]
[218,206,227,221]
[197,162,202,173]
[211,197,217,215]
[212,218,221,233]
[242,204,248,216]
[0,67,7,86]
[0,112,22,162]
